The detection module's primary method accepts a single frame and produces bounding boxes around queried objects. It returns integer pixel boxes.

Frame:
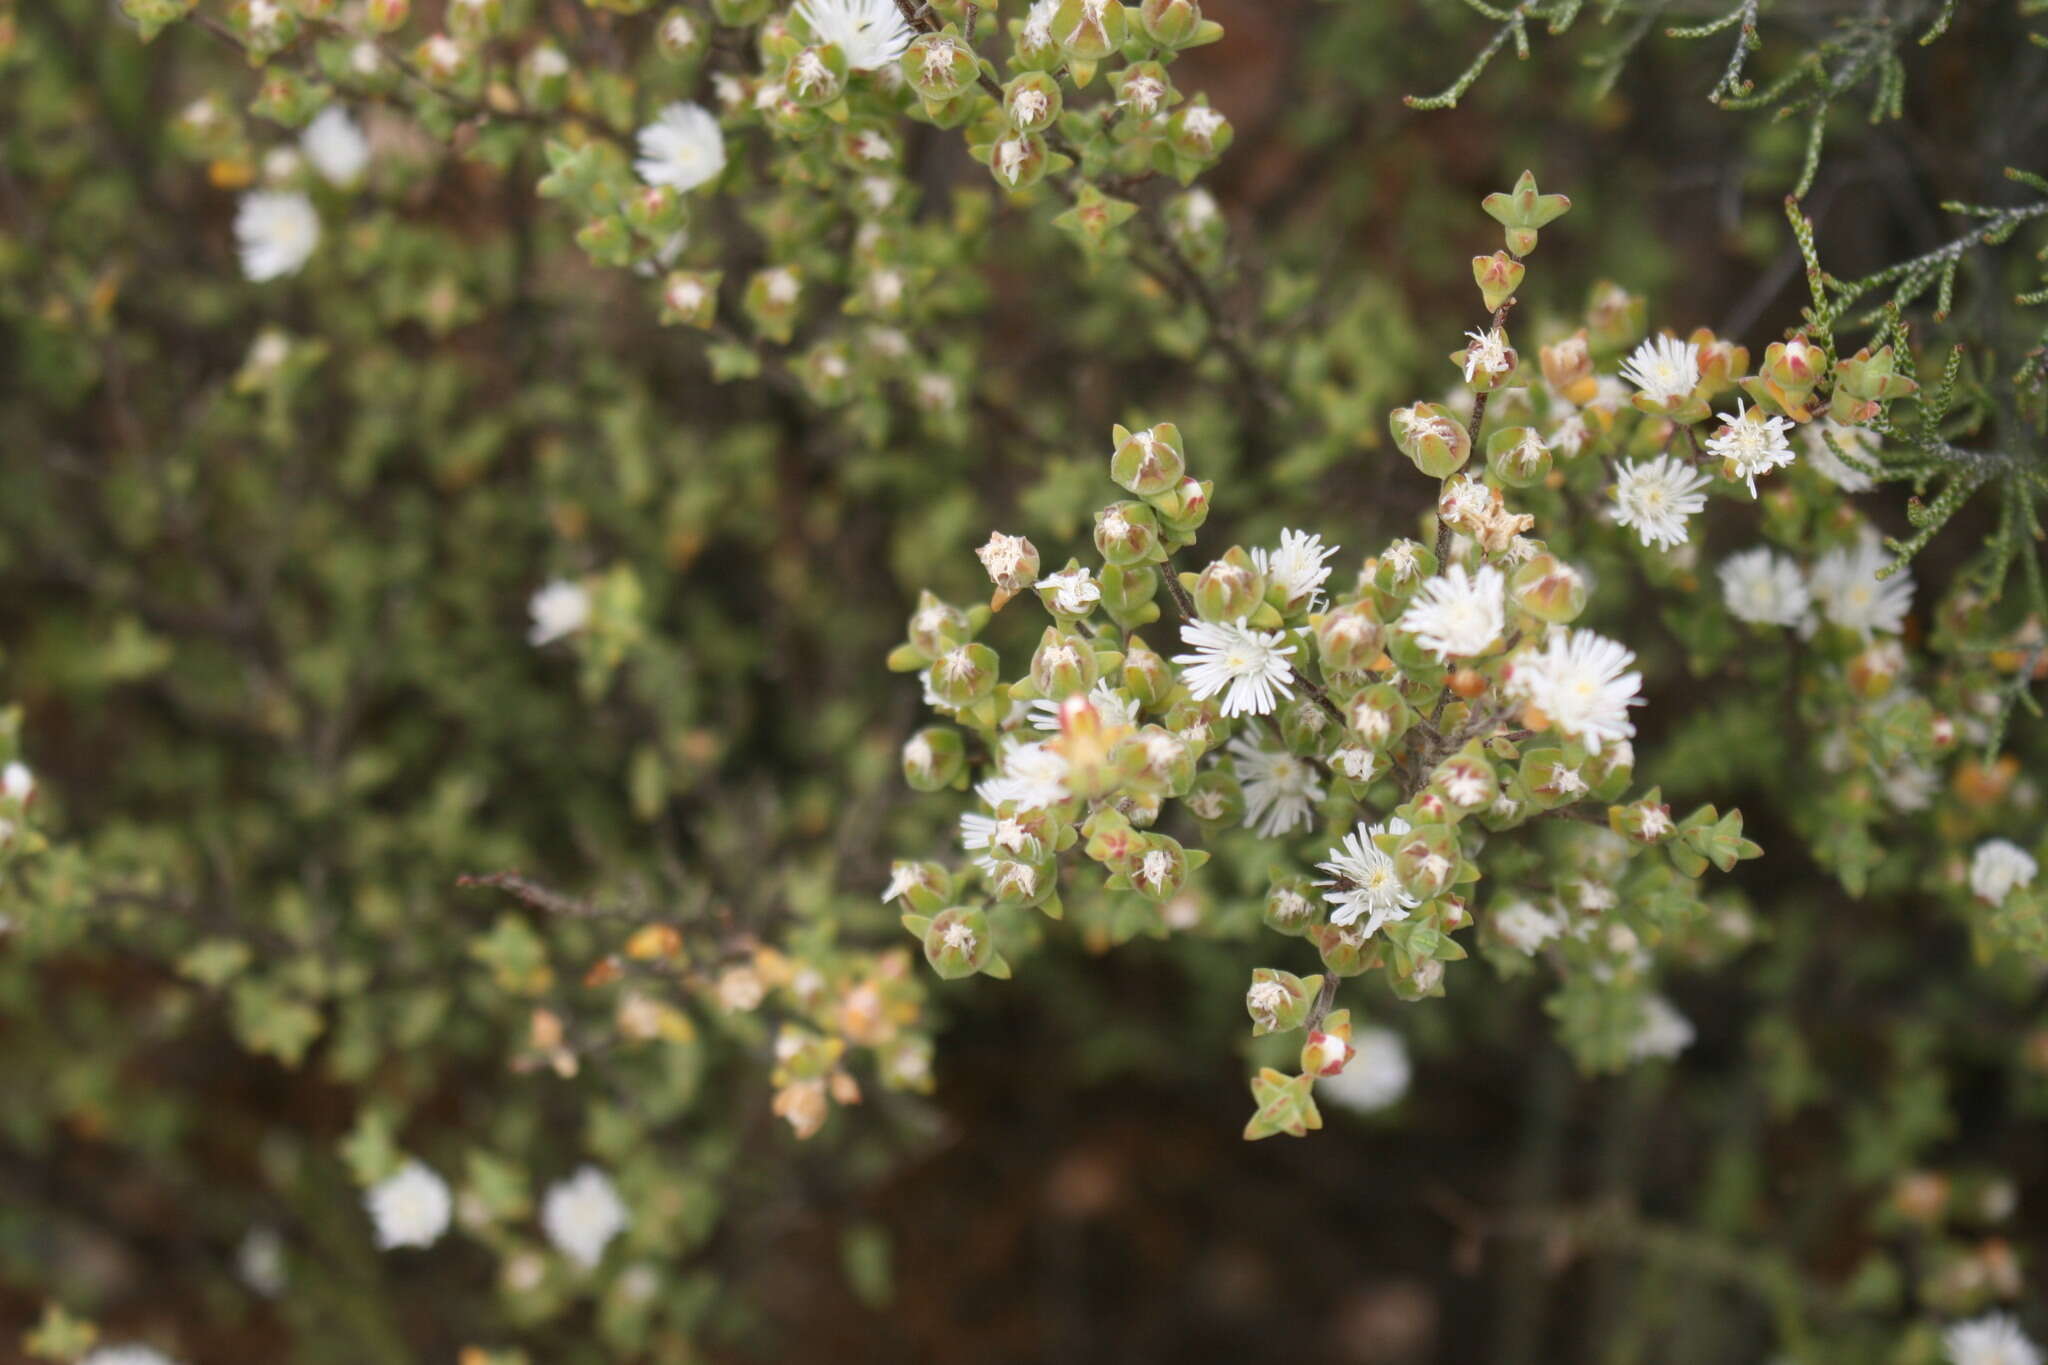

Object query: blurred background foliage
[1,0,2046,1359]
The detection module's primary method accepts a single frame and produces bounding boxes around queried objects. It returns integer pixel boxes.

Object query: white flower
[1181,105,1225,142]
[366,1159,452,1250]
[634,102,726,192]
[1035,565,1101,615]
[1705,400,1796,497]
[3,761,33,803]
[1718,547,1810,626]
[1173,619,1296,718]
[1549,411,1590,458]
[1883,761,1938,813]
[1227,731,1325,837]
[1250,528,1339,611]
[1316,818,1418,936]
[1802,419,1879,492]
[1319,1026,1410,1112]
[1330,745,1378,782]
[1618,334,1700,406]
[1627,995,1695,1062]
[301,106,370,187]
[1397,564,1505,661]
[527,578,590,646]
[1810,533,1912,639]
[1612,452,1711,550]
[350,39,383,75]
[1944,1313,2042,1365]
[1030,679,1134,733]
[1515,629,1641,754]
[237,1226,288,1297]
[940,919,976,953]
[880,863,921,903]
[234,190,320,281]
[262,146,302,183]
[542,1166,629,1269]
[1970,839,2038,906]
[995,137,1029,186]
[977,740,1070,810]
[1493,900,1563,954]
[81,1348,178,1365]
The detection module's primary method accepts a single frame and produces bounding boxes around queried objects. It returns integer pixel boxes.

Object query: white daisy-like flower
[81,1348,179,1365]
[1718,547,1810,626]
[1802,419,1880,492]
[1705,400,1797,496]
[542,1166,629,1269]
[634,102,727,192]
[527,578,590,646]
[1397,564,1505,661]
[1251,528,1339,611]
[1035,566,1101,615]
[795,0,913,66]
[1030,680,1134,733]
[1626,995,1695,1062]
[365,1159,452,1250]
[1612,452,1711,550]
[1226,731,1325,837]
[234,190,320,281]
[1316,818,1418,936]
[1810,534,1913,639]
[1943,1313,2042,1365]
[1173,619,1296,718]
[301,105,370,187]
[1970,839,2039,906]
[1514,629,1641,754]
[1492,900,1563,954]
[1618,334,1700,406]
[1318,1026,1410,1113]
[977,740,1070,811]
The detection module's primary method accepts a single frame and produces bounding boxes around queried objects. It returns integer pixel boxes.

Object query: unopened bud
[1486,426,1551,487]
[1110,422,1187,497]
[1313,602,1384,673]
[976,531,1041,610]
[1192,550,1261,621]
[1511,554,1587,624]
[901,727,965,791]
[1245,967,1318,1036]
[1390,401,1471,478]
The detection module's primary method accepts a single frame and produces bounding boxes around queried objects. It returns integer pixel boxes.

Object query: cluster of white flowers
[1717,534,1913,637]
[1717,547,1810,626]
[1970,838,2039,906]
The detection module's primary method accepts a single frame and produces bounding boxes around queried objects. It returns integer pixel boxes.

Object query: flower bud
[1540,329,1595,403]
[1394,825,1459,900]
[1244,967,1319,1036]
[1313,602,1384,673]
[1348,683,1414,750]
[1115,60,1174,117]
[1052,0,1124,60]
[1301,1009,1356,1076]
[656,270,718,328]
[1111,831,1181,900]
[989,132,1048,191]
[987,855,1053,909]
[1182,768,1244,826]
[922,907,993,979]
[906,590,969,658]
[1003,71,1062,132]
[1263,875,1319,936]
[1192,549,1262,622]
[1611,793,1675,844]
[656,8,703,58]
[904,32,974,100]
[1097,563,1158,621]
[1328,744,1380,787]
[901,727,965,791]
[1138,0,1199,45]
[447,0,502,39]
[881,859,953,912]
[1150,475,1212,533]
[1110,422,1187,497]
[710,0,770,22]
[416,32,471,81]
[1121,636,1172,708]
[365,0,408,28]
[1585,280,1645,354]
[976,531,1041,610]
[1510,554,1587,624]
[1690,328,1748,396]
[1389,401,1471,478]
[1471,251,1524,312]
[1847,640,1906,699]
[1313,921,1379,977]
[1117,724,1193,794]
[1167,102,1231,160]
[927,642,998,707]
[1093,500,1160,567]
[1030,627,1099,698]
[1452,326,1518,391]
[1486,426,1551,487]
[785,44,847,105]
[1429,751,1498,815]
[1035,564,1101,620]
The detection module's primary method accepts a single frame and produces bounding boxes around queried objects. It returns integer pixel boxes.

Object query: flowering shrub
[1,0,2046,1358]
